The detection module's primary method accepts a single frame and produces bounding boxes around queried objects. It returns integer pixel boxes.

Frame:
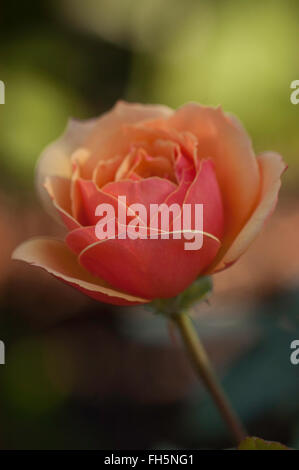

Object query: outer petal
[44,176,81,230]
[78,236,221,300]
[12,238,148,306]
[214,152,286,271]
[66,226,99,255]
[167,103,260,251]
[36,117,97,219]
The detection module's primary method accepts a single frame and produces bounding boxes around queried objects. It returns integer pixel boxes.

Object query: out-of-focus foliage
[0,66,84,182]
[0,2,130,190]
[2,337,71,415]
[127,0,299,188]
[238,436,289,450]
[1,0,299,189]
[59,0,188,53]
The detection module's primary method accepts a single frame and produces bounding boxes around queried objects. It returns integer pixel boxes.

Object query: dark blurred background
[0,0,299,450]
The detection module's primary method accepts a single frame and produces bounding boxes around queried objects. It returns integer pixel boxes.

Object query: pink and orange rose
[13,102,286,305]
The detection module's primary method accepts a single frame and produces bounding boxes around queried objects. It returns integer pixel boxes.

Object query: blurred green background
[0,0,299,450]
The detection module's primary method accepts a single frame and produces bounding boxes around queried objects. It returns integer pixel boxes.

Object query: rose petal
[114,149,137,181]
[93,155,123,187]
[214,152,286,271]
[123,125,198,167]
[84,101,173,174]
[167,103,260,250]
[44,176,81,230]
[36,118,97,219]
[102,177,177,225]
[70,148,91,220]
[128,150,175,181]
[164,157,196,206]
[12,238,148,305]
[175,152,195,183]
[184,160,224,240]
[164,168,194,206]
[75,179,124,226]
[72,161,223,299]
[78,235,220,299]
[66,226,99,255]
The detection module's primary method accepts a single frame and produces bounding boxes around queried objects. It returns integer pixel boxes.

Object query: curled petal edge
[12,238,149,306]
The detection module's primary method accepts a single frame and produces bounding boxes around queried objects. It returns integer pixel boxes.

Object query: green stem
[173,311,247,445]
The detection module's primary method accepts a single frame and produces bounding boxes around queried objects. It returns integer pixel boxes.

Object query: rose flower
[13,102,286,305]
